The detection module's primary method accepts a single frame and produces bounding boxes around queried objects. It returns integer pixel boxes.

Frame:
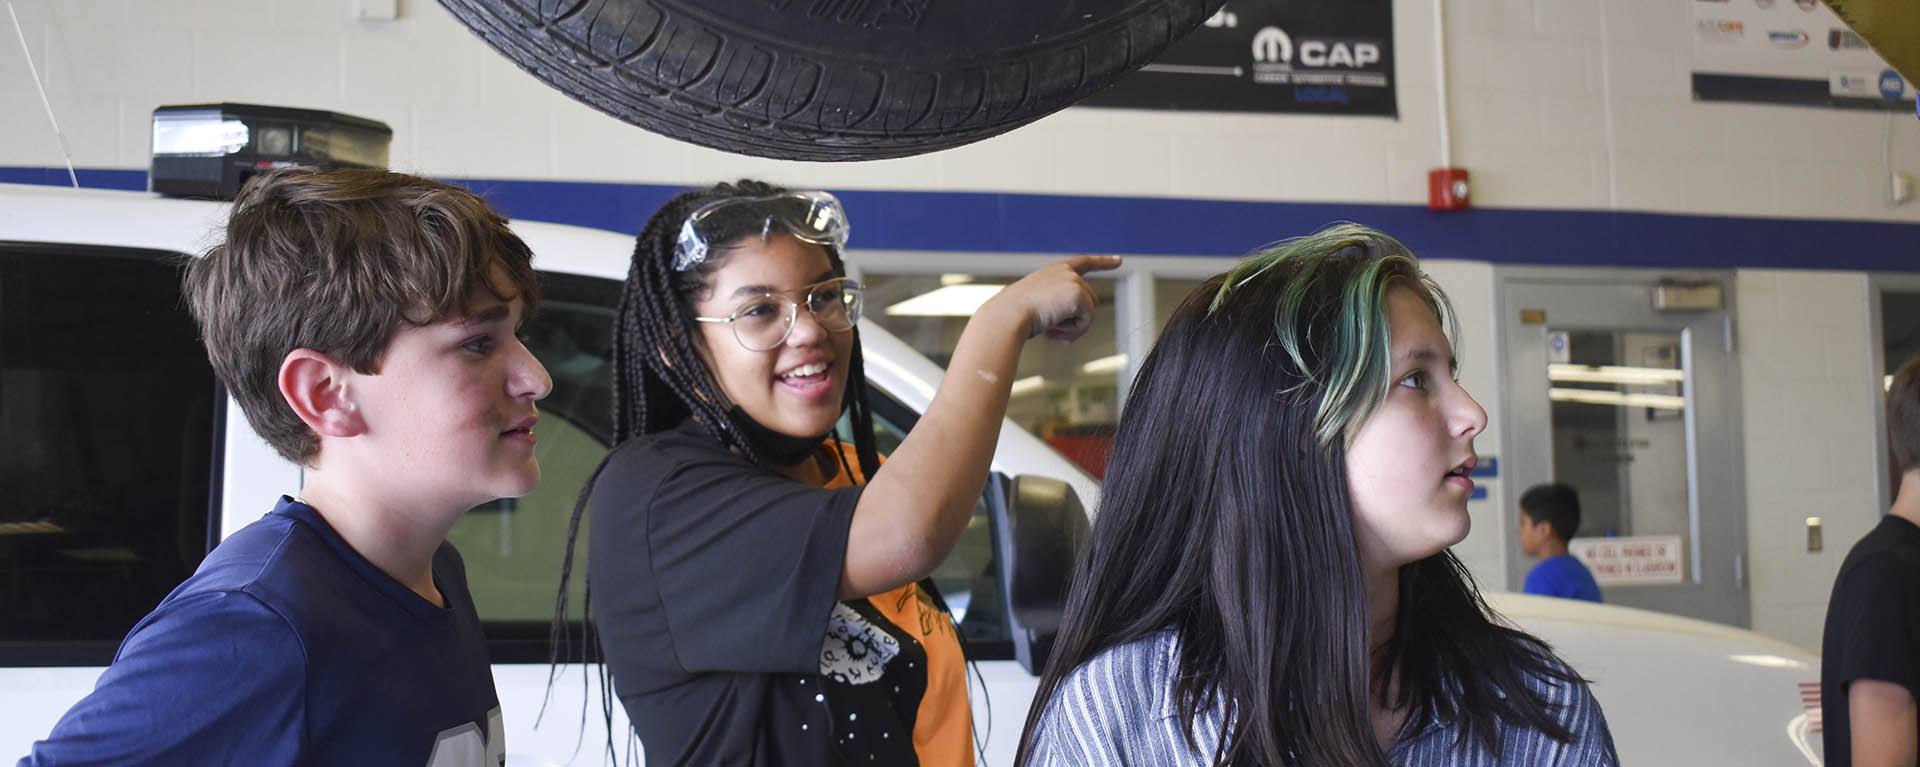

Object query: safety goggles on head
[673,191,851,272]
[692,277,865,351]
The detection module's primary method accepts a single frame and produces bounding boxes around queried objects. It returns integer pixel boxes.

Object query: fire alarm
[1428,168,1470,211]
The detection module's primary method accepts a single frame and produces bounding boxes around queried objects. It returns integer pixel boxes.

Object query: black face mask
[727,405,829,467]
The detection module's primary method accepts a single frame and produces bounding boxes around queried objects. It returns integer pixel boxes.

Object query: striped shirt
[1027,630,1618,766]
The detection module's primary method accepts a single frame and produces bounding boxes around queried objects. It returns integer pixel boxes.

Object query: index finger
[1060,253,1123,275]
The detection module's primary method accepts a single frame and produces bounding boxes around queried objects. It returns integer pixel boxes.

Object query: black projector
[150,103,392,200]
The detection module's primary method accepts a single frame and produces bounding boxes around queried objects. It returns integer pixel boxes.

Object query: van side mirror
[989,474,1089,675]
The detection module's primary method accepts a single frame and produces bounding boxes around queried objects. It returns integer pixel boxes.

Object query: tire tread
[434,0,1224,160]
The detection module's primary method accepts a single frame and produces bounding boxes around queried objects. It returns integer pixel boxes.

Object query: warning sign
[1569,535,1685,585]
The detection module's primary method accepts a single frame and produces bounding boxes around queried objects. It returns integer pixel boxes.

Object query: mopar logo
[1251,26,1380,68]
[1252,26,1292,63]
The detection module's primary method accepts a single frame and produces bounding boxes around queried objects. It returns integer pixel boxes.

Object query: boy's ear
[279,349,367,438]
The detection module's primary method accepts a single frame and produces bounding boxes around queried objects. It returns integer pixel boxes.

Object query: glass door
[1501,270,1749,627]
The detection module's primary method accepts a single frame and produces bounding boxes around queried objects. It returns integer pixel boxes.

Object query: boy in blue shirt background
[1518,483,1604,603]
[20,167,552,766]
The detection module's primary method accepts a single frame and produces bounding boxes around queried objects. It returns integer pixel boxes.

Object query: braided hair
[547,181,882,759]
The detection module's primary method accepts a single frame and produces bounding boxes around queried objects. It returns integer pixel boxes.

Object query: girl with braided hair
[561,179,1116,766]
[1017,224,1616,766]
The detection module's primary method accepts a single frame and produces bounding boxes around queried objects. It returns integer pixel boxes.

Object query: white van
[0,180,1821,766]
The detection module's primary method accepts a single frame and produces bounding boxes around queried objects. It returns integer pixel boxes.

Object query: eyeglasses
[692,278,865,351]
[674,191,851,272]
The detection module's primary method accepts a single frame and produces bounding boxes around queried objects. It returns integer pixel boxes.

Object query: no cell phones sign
[1570,535,1685,586]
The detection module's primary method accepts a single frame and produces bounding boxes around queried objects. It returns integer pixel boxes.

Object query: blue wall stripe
[7,166,1917,271]
[1,167,148,191]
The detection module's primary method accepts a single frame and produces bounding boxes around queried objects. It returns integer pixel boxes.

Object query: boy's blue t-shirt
[19,497,503,766]
[1524,553,1605,603]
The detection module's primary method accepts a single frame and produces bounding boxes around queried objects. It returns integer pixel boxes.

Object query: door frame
[1867,274,1920,513]
[1494,265,1750,627]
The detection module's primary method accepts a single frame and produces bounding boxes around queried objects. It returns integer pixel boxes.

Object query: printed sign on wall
[1692,0,1915,109]
[1570,535,1686,586]
[1079,0,1397,117]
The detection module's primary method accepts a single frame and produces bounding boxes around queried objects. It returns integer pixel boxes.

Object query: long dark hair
[1016,224,1580,766]
[545,180,882,760]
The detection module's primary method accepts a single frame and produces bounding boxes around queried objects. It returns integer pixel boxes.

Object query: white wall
[4,0,1917,650]
[2,0,1916,222]
[1444,1,1920,221]
[1736,270,1881,650]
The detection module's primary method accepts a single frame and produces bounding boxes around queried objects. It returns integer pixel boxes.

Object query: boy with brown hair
[20,167,551,766]
[1823,354,1920,767]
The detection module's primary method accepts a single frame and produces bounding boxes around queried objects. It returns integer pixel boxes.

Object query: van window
[0,244,217,665]
[863,273,1120,479]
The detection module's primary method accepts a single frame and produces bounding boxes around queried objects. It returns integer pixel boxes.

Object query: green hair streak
[1209,223,1458,452]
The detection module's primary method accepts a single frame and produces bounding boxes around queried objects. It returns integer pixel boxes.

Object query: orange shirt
[820,442,974,767]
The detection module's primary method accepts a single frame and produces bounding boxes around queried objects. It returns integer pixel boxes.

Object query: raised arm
[839,255,1119,599]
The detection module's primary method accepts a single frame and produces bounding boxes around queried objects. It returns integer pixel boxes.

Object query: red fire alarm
[1428,168,1470,211]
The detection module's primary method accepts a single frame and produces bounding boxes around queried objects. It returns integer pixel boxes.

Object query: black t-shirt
[587,419,939,766]
[1821,514,1920,767]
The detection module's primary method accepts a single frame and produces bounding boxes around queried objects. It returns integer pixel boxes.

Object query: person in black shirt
[556,180,1117,766]
[1822,355,1920,767]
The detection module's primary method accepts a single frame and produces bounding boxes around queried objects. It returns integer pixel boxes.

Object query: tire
[435,0,1227,161]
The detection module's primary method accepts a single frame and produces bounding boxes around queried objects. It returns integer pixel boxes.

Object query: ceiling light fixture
[884,284,1006,316]
[1548,387,1686,410]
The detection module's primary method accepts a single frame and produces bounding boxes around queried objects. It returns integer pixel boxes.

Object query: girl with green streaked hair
[1016,224,1619,766]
